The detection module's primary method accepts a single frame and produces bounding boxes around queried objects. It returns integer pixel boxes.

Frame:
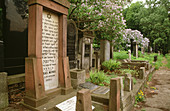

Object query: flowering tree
[123,29,150,49]
[68,0,131,41]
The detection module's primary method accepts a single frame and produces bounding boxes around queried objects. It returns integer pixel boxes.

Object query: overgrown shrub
[102,59,121,71]
[87,71,116,86]
[113,51,129,60]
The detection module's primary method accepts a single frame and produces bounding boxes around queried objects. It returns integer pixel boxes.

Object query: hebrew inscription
[42,10,59,91]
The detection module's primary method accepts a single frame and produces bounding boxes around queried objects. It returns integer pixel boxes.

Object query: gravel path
[135,58,170,111]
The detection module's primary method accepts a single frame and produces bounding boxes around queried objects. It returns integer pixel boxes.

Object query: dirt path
[134,57,170,111]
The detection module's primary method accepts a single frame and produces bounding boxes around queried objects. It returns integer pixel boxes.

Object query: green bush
[87,71,117,86]
[113,51,129,60]
[102,59,121,71]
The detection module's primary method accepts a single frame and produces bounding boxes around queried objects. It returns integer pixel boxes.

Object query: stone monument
[133,41,138,58]
[78,31,94,72]
[128,50,131,61]
[67,20,78,69]
[24,0,72,109]
[141,47,144,55]
[100,39,110,64]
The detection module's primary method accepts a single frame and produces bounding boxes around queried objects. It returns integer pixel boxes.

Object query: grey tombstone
[100,39,110,64]
[141,47,144,55]
[128,50,131,61]
[133,42,138,58]
[67,20,78,69]
[124,74,132,92]
[158,51,160,55]
[139,67,145,79]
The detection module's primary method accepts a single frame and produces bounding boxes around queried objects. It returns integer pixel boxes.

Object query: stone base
[22,90,77,111]
[23,96,48,108]
[61,87,73,95]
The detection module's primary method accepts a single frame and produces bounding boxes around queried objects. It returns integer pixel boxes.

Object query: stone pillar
[95,51,100,71]
[109,78,120,111]
[158,51,160,55]
[0,41,4,72]
[128,50,131,61]
[139,67,145,79]
[130,39,134,54]
[148,42,150,53]
[124,74,132,91]
[89,40,93,70]
[76,89,92,111]
[81,39,85,69]
[118,77,124,111]
[133,41,138,58]
[0,72,8,109]
[100,39,110,64]
[141,47,144,55]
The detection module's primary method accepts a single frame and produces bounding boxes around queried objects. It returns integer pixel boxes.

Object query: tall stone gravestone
[133,41,138,58]
[100,39,110,64]
[67,20,78,69]
[24,0,72,109]
[130,39,134,54]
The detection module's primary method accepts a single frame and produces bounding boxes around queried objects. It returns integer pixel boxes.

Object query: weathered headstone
[130,39,134,54]
[79,31,94,72]
[109,78,120,111]
[67,20,78,69]
[0,72,8,109]
[124,74,132,91]
[158,51,160,55]
[141,47,144,55]
[100,39,110,64]
[133,41,138,58]
[128,50,131,61]
[24,0,72,109]
[76,89,93,111]
[139,67,145,79]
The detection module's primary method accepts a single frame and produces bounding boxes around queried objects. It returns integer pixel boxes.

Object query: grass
[102,59,121,71]
[131,52,163,70]
[113,51,129,60]
[148,73,153,82]
[165,54,170,68]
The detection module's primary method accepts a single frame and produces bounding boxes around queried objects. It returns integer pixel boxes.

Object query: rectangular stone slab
[79,82,99,90]
[92,86,110,94]
[55,96,94,111]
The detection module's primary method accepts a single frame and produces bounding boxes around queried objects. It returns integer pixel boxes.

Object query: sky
[132,0,146,3]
